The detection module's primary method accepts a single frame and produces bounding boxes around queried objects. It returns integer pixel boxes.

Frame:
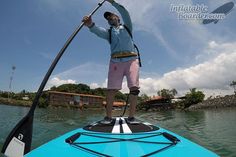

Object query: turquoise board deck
[25,117,219,157]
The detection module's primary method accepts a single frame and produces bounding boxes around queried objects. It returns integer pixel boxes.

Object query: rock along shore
[187,95,236,111]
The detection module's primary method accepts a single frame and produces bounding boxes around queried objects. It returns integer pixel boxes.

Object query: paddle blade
[1,115,33,157]
[202,19,217,24]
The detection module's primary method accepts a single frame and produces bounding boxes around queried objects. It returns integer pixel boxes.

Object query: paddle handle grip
[163,132,180,144]
[65,133,81,144]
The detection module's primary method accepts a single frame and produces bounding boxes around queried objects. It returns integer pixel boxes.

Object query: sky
[0,0,236,97]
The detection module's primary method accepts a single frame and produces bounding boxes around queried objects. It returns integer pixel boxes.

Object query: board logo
[170,1,235,24]
[18,133,24,141]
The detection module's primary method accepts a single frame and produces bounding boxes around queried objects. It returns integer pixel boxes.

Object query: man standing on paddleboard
[83,0,140,124]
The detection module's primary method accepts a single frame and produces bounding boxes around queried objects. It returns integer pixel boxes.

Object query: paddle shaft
[29,0,106,115]
[1,0,106,155]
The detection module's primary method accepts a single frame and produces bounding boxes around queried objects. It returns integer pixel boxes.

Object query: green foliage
[0,90,30,100]
[49,83,130,102]
[50,86,57,91]
[92,88,106,97]
[38,97,48,108]
[28,93,36,101]
[115,91,128,102]
[77,84,91,93]
[38,91,49,108]
[230,80,236,86]
[138,94,149,103]
[0,91,9,98]
[50,84,108,97]
[157,88,177,99]
[137,94,149,109]
[184,88,205,108]
[230,80,236,94]
[54,83,91,93]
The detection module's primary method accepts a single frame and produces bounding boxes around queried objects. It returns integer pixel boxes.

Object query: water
[0,104,235,157]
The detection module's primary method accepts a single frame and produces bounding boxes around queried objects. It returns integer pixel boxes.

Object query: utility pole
[8,66,16,101]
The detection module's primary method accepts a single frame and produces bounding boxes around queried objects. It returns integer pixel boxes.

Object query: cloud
[38,52,54,60]
[38,0,89,13]
[86,41,236,97]
[41,1,235,97]
[118,0,178,58]
[90,83,100,89]
[46,77,77,89]
[196,40,236,61]
[47,62,108,89]
[57,62,107,81]
[138,41,236,96]
[47,41,236,97]
[118,0,210,62]
[140,54,235,95]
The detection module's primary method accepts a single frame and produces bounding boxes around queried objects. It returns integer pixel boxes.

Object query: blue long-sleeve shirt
[89,1,137,62]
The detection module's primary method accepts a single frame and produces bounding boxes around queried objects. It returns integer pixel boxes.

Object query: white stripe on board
[121,118,132,133]
[112,118,120,133]
[88,122,98,129]
[143,122,152,126]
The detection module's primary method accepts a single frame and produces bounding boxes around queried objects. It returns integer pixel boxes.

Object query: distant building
[142,95,186,110]
[22,95,29,100]
[113,101,126,107]
[139,96,172,111]
[144,96,171,106]
[48,91,105,108]
[103,101,126,108]
[171,96,186,103]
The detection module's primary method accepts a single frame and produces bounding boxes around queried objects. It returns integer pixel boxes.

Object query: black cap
[104,11,116,20]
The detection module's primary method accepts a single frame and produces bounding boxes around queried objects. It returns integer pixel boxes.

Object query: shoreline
[138,94,236,112]
[1,95,236,111]
[186,95,236,111]
[0,97,31,107]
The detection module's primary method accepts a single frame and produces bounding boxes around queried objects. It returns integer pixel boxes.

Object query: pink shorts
[107,59,139,90]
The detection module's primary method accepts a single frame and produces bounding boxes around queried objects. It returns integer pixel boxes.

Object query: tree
[115,91,127,101]
[137,94,149,110]
[50,86,57,91]
[92,88,106,97]
[55,84,78,92]
[138,94,149,103]
[0,91,9,98]
[12,90,25,100]
[38,92,49,107]
[53,83,91,94]
[184,88,205,108]
[230,80,236,94]
[157,88,178,99]
[77,83,91,94]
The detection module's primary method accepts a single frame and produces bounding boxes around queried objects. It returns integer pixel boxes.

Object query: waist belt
[111,52,138,59]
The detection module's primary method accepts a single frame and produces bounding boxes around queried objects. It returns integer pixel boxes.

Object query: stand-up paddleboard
[24,117,219,157]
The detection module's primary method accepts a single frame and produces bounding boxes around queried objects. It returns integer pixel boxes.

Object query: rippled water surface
[0,104,235,157]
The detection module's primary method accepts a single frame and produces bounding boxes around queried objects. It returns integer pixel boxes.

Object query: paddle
[1,1,106,156]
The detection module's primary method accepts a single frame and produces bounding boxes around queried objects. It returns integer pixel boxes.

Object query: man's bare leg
[106,89,117,118]
[128,87,139,118]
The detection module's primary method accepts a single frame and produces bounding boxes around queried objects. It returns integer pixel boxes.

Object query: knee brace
[130,89,140,96]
